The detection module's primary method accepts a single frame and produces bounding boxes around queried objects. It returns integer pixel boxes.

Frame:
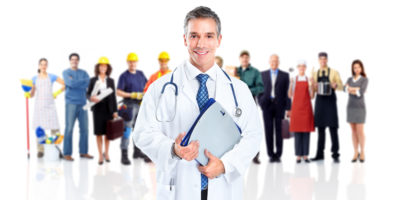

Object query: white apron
[32,76,60,130]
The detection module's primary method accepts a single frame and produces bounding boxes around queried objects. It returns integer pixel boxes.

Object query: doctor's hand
[174,132,199,161]
[198,149,225,179]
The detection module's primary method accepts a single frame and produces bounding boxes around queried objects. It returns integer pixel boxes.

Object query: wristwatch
[171,142,182,160]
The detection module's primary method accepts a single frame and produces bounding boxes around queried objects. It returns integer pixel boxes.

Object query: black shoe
[275,157,281,163]
[269,157,275,163]
[311,156,324,161]
[304,159,310,163]
[253,153,261,164]
[121,149,131,165]
[351,153,360,163]
[133,147,142,159]
[103,153,110,163]
[333,158,340,163]
[98,161,104,165]
[37,152,44,158]
[296,159,301,164]
[144,156,152,163]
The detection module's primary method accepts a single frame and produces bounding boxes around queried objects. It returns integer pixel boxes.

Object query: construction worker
[116,53,150,165]
[143,51,171,92]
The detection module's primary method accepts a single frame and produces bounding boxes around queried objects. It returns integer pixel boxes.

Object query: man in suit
[258,54,290,163]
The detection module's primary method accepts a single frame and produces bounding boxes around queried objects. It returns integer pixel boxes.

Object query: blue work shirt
[62,68,90,105]
[117,70,147,96]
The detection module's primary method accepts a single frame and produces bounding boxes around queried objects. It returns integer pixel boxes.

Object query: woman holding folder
[288,60,315,163]
[87,57,118,165]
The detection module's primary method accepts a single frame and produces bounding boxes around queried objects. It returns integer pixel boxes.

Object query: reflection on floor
[26,156,369,200]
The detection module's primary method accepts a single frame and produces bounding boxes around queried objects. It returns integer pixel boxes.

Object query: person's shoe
[121,149,131,165]
[253,153,261,164]
[269,157,275,163]
[311,156,324,161]
[144,156,152,163]
[80,154,94,159]
[37,152,44,158]
[98,161,104,165]
[275,157,281,163]
[296,159,301,164]
[304,159,310,163]
[360,152,365,163]
[333,157,340,163]
[133,148,142,159]
[64,155,74,161]
[103,153,110,163]
[351,153,360,163]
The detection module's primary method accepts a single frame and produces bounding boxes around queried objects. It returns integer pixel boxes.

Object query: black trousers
[295,132,310,156]
[262,102,283,159]
[201,189,208,200]
[316,126,340,158]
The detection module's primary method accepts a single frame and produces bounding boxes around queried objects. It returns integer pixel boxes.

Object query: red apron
[289,76,315,132]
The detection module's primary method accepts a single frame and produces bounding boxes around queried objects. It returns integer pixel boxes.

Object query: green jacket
[237,65,264,97]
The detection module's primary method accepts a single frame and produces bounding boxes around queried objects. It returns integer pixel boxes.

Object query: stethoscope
[155,66,242,122]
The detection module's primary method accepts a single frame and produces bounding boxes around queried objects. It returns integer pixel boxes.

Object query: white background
[1,0,399,199]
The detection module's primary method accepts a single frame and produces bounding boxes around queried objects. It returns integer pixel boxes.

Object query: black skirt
[92,101,113,135]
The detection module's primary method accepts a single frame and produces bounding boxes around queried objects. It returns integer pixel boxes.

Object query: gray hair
[184,6,221,37]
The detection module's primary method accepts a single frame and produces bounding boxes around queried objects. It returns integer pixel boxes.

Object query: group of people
[29,50,368,166]
[225,51,368,164]
[29,51,173,165]
[28,6,369,199]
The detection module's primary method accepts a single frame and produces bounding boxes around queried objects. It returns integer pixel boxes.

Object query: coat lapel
[274,69,281,90]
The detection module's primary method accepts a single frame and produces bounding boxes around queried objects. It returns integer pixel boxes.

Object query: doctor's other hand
[174,132,199,161]
[198,149,225,179]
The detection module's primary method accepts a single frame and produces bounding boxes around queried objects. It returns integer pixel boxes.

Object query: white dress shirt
[184,60,218,99]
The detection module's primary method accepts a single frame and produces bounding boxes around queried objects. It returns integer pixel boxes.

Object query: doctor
[133,6,263,200]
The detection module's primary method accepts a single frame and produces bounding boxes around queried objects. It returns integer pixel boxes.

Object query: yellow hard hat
[98,56,110,65]
[158,51,170,60]
[127,53,139,62]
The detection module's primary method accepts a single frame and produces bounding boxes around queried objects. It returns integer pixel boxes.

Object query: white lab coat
[133,61,263,200]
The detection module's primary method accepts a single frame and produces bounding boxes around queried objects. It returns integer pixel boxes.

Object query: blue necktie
[196,74,209,190]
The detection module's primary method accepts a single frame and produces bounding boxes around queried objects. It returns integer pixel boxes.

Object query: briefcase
[106,118,124,140]
[282,118,294,139]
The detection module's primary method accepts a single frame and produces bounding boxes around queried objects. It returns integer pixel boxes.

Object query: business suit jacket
[257,69,290,118]
[86,77,118,113]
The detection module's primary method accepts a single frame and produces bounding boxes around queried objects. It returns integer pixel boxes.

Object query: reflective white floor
[7,146,396,200]
[4,111,398,200]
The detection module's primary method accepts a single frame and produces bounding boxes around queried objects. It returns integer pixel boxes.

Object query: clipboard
[181,98,242,166]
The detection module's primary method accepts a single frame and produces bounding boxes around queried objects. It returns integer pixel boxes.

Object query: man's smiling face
[184,17,222,71]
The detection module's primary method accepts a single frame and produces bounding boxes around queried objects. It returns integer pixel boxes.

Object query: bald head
[269,54,280,70]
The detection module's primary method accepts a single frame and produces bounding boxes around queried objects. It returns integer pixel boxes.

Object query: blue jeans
[63,103,89,156]
[120,101,140,150]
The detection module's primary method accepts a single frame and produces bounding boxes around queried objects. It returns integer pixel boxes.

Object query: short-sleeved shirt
[32,73,58,85]
[117,70,147,94]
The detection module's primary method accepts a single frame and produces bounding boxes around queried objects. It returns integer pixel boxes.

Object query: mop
[20,79,33,159]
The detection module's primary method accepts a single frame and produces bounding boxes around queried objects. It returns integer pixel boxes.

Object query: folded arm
[63,70,90,89]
